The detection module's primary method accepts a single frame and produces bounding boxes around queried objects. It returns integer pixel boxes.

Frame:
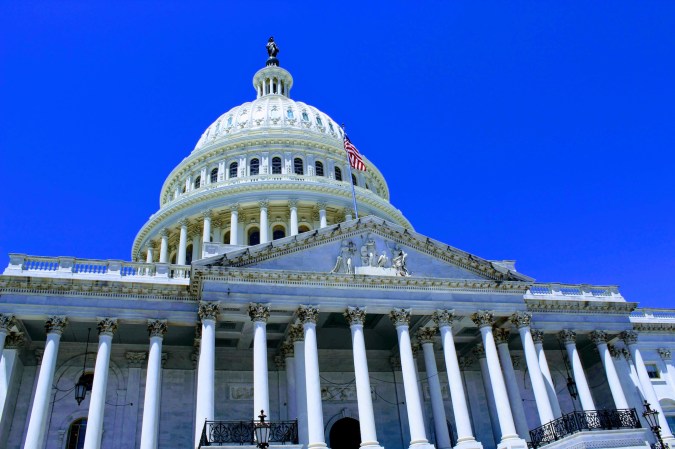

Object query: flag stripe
[344,134,366,171]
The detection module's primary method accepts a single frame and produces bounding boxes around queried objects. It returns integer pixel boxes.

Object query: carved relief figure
[377,251,388,267]
[391,246,410,276]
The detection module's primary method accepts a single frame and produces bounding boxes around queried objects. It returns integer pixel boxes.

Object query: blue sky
[1,2,673,307]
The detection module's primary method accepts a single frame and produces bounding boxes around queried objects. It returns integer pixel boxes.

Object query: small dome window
[298,225,311,233]
[250,158,260,176]
[210,168,218,183]
[315,161,324,177]
[205,129,210,139]
[229,162,238,179]
[215,122,221,134]
[248,228,260,246]
[352,174,358,186]
[329,122,334,132]
[227,116,233,126]
[302,112,309,121]
[287,109,294,119]
[272,157,282,174]
[181,184,186,193]
[294,158,304,175]
[273,225,286,240]
[316,116,323,126]
[194,176,201,189]
[334,167,343,181]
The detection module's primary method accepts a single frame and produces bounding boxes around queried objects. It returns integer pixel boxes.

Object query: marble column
[229,205,239,245]
[390,308,435,449]
[145,246,154,264]
[432,311,482,449]
[249,303,270,420]
[177,219,189,265]
[0,315,15,361]
[621,330,675,442]
[317,202,327,228]
[83,318,118,449]
[281,342,297,420]
[0,333,24,434]
[590,331,628,409]
[191,234,200,262]
[471,311,526,449]
[289,200,299,236]
[345,307,383,449]
[290,325,308,446]
[297,305,326,448]
[24,316,68,449]
[195,302,220,448]
[530,330,562,418]
[140,320,167,449]
[417,327,451,449]
[260,201,269,244]
[493,329,530,439]
[212,218,222,244]
[202,210,212,244]
[510,312,554,426]
[559,330,595,412]
[159,229,169,263]
[124,352,146,449]
[474,344,502,445]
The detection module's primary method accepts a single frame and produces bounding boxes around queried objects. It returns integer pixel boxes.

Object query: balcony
[199,420,298,447]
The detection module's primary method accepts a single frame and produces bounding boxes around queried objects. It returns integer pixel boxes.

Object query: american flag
[344,134,366,171]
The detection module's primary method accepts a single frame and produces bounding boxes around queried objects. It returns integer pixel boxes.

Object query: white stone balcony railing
[630,308,675,322]
[3,254,191,284]
[525,283,624,301]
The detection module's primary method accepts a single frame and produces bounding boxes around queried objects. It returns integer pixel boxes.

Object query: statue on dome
[266,37,280,66]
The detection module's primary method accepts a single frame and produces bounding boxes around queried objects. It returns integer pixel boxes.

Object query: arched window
[181,184,186,194]
[294,158,304,175]
[186,244,193,265]
[194,176,201,189]
[224,231,231,244]
[248,228,260,246]
[302,111,309,122]
[298,225,311,234]
[250,158,260,176]
[316,116,323,126]
[272,157,282,174]
[334,167,343,181]
[227,116,233,126]
[229,162,238,179]
[273,225,286,240]
[352,174,358,186]
[66,418,88,449]
[329,122,335,133]
[210,168,218,183]
[315,161,324,177]
[287,109,294,119]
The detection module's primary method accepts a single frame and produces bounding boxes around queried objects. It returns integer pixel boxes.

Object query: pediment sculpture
[330,234,410,277]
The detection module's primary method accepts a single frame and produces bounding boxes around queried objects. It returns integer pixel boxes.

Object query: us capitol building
[1,39,674,449]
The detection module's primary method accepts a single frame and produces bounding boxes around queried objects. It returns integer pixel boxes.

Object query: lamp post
[254,410,271,449]
[643,401,668,449]
[75,328,92,405]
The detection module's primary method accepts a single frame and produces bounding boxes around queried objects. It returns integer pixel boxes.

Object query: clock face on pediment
[198,218,528,282]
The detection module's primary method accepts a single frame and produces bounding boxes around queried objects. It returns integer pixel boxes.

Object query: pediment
[195,217,533,283]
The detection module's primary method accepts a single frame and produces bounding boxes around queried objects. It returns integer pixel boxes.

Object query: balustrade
[199,420,298,446]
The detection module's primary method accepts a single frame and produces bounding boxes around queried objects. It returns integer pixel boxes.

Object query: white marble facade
[1,41,675,449]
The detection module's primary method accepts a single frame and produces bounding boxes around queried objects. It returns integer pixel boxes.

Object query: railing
[4,254,190,283]
[199,420,298,446]
[529,409,641,448]
[526,283,623,301]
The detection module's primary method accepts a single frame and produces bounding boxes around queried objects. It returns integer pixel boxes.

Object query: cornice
[632,322,675,333]
[525,298,637,315]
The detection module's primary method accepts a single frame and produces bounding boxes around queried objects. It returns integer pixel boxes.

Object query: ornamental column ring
[344,306,366,326]
[248,303,270,322]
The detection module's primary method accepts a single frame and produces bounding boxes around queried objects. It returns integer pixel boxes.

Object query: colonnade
[4,310,673,449]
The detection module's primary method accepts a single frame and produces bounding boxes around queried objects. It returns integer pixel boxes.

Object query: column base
[360,444,385,449]
[409,442,436,449]
[496,437,528,449]
[454,439,484,449]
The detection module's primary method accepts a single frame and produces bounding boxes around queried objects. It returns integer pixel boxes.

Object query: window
[352,174,358,186]
[666,415,675,435]
[294,158,304,175]
[227,116,233,126]
[194,176,201,189]
[298,225,310,233]
[273,225,286,240]
[250,158,260,176]
[210,168,218,183]
[248,228,260,246]
[272,157,282,174]
[229,162,238,179]
[181,184,186,194]
[329,122,335,133]
[287,109,294,119]
[334,167,343,181]
[302,111,309,121]
[646,364,660,379]
[66,418,88,449]
[316,116,323,126]
[224,231,230,244]
[186,244,193,265]
[315,161,324,177]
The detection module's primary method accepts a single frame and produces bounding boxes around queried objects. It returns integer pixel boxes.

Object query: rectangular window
[646,364,660,379]
[666,415,675,435]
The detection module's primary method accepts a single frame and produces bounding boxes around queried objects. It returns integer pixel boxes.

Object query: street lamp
[75,328,92,405]
[254,410,271,449]
[643,401,668,449]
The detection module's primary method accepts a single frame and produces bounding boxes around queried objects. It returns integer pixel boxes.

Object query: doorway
[329,417,361,449]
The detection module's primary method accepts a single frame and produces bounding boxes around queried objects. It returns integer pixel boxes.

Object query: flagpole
[341,124,359,219]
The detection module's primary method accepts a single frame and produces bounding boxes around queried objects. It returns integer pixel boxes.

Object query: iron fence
[199,419,298,446]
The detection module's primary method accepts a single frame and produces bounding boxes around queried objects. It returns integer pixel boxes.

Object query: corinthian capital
[658,348,672,360]
[510,311,532,329]
[494,328,510,345]
[473,343,486,359]
[0,314,16,332]
[389,308,411,327]
[288,199,298,209]
[45,316,68,335]
[281,342,294,358]
[147,319,168,338]
[198,302,221,321]
[297,305,319,324]
[416,327,437,344]
[125,351,147,367]
[259,200,269,209]
[470,310,494,329]
[5,333,25,349]
[531,329,544,344]
[432,309,454,327]
[289,323,304,342]
[619,330,638,346]
[97,318,118,337]
[344,306,366,326]
[589,330,608,345]
[248,303,270,322]
[558,329,576,344]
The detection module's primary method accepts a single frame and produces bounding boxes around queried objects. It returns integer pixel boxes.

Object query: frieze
[321,384,376,402]
[229,383,254,400]
[526,298,637,315]
[632,322,675,333]
[125,351,147,367]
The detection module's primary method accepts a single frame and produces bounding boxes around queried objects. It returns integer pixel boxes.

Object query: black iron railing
[529,409,641,448]
[199,420,298,447]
